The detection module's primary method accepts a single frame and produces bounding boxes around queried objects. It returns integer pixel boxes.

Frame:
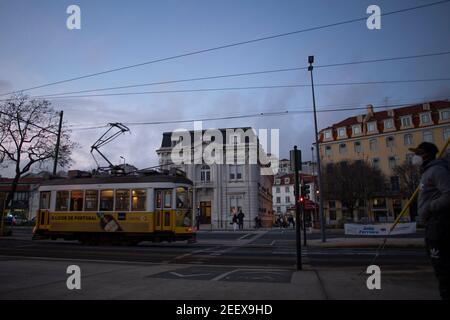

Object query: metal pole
[308,56,326,242]
[293,146,302,270]
[53,111,63,176]
[301,179,307,246]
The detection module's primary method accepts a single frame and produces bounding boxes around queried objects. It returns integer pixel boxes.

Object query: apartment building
[318,100,450,224]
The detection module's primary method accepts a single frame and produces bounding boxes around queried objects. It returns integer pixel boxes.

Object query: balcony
[195,180,214,188]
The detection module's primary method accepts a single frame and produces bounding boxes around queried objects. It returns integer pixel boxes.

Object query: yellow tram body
[33,173,195,244]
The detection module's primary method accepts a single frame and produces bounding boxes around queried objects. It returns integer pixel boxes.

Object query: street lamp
[120,156,125,167]
[308,55,326,242]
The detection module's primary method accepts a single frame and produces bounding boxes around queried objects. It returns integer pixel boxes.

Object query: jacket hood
[422,158,449,172]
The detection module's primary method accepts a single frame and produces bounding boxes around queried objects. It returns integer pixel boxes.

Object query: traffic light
[299,196,305,203]
[300,184,311,197]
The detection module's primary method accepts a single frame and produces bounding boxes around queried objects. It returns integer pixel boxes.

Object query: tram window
[100,190,114,211]
[155,191,162,209]
[176,187,190,209]
[85,190,99,211]
[115,189,130,211]
[164,190,172,208]
[55,191,69,211]
[70,190,84,211]
[132,189,146,211]
[39,192,51,210]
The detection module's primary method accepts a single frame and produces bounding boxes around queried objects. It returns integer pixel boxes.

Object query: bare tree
[322,160,387,222]
[0,95,76,229]
[393,161,421,221]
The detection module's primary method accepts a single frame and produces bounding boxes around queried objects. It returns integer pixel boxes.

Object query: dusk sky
[0,0,449,176]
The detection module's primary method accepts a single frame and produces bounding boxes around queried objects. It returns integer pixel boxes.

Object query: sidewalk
[307,237,425,249]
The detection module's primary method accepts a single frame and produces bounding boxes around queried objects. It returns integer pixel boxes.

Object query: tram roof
[39,174,193,186]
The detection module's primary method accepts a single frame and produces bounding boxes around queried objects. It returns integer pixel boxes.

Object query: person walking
[237,209,245,230]
[195,207,201,231]
[232,212,238,231]
[410,142,450,300]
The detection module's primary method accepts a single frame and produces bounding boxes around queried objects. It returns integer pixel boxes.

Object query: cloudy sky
[0,0,449,177]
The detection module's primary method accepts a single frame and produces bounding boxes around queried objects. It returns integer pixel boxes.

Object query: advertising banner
[344,222,416,236]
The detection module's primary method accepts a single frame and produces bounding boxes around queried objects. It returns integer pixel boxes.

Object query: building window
[329,201,336,208]
[406,153,414,164]
[444,127,450,140]
[325,145,332,156]
[329,210,337,221]
[372,158,380,169]
[386,136,394,148]
[441,109,450,121]
[275,179,281,185]
[276,197,281,204]
[384,119,394,129]
[338,127,346,137]
[352,125,361,135]
[423,131,433,143]
[229,165,243,180]
[369,139,378,151]
[421,113,431,125]
[285,186,290,192]
[277,207,281,213]
[404,134,413,146]
[367,122,376,133]
[284,178,290,184]
[388,157,397,169]
[276,187,280,193]
[324,130,332,139]
[401,116,412,128]
[354,141,362,153]
[200,165,211,182]
[285,196,290,203]
[391,176,400,191]
[339,143,347,154]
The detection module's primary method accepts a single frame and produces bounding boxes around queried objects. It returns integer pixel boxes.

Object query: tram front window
[176,187,193,227]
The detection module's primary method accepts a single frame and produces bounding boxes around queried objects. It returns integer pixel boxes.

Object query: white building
[272,173,317,216]
[156,127,274,229]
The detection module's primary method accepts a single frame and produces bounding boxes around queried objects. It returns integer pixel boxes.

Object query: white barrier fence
[344,222,417,236]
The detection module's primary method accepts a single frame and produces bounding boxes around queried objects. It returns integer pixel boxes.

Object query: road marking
[211,268,287,281]
[169,272,212,278]
[270,240,276,246]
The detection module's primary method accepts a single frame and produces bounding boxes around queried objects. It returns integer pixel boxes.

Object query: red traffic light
[299,196,305,203]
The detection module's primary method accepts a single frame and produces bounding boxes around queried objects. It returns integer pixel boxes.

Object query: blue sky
[0,0,449,175]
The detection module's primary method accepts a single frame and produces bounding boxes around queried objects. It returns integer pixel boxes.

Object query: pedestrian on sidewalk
[196,207,201,231]
[232,212,238,231]
[237,209,245,230]
[410,142,450,300]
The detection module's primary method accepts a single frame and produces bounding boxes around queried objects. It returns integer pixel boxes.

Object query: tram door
[154,189,173,232]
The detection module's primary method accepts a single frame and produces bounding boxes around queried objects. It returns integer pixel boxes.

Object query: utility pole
[290,146,302,270]
[300,179,307,246]
[311,146,319,228]
[308,55,326,242]
[53,111,63,176]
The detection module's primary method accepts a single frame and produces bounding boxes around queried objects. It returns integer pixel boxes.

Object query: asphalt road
[0,227,429,270]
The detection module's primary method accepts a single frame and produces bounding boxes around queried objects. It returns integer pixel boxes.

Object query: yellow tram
[33,172,195,244]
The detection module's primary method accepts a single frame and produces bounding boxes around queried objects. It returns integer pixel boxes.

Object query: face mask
[412,155,423,166]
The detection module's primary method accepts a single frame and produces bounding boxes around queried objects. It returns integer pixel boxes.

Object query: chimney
[356,115,363,123]
[423,102,431,111]
[387,109,394,117]
[367,104,374,115]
